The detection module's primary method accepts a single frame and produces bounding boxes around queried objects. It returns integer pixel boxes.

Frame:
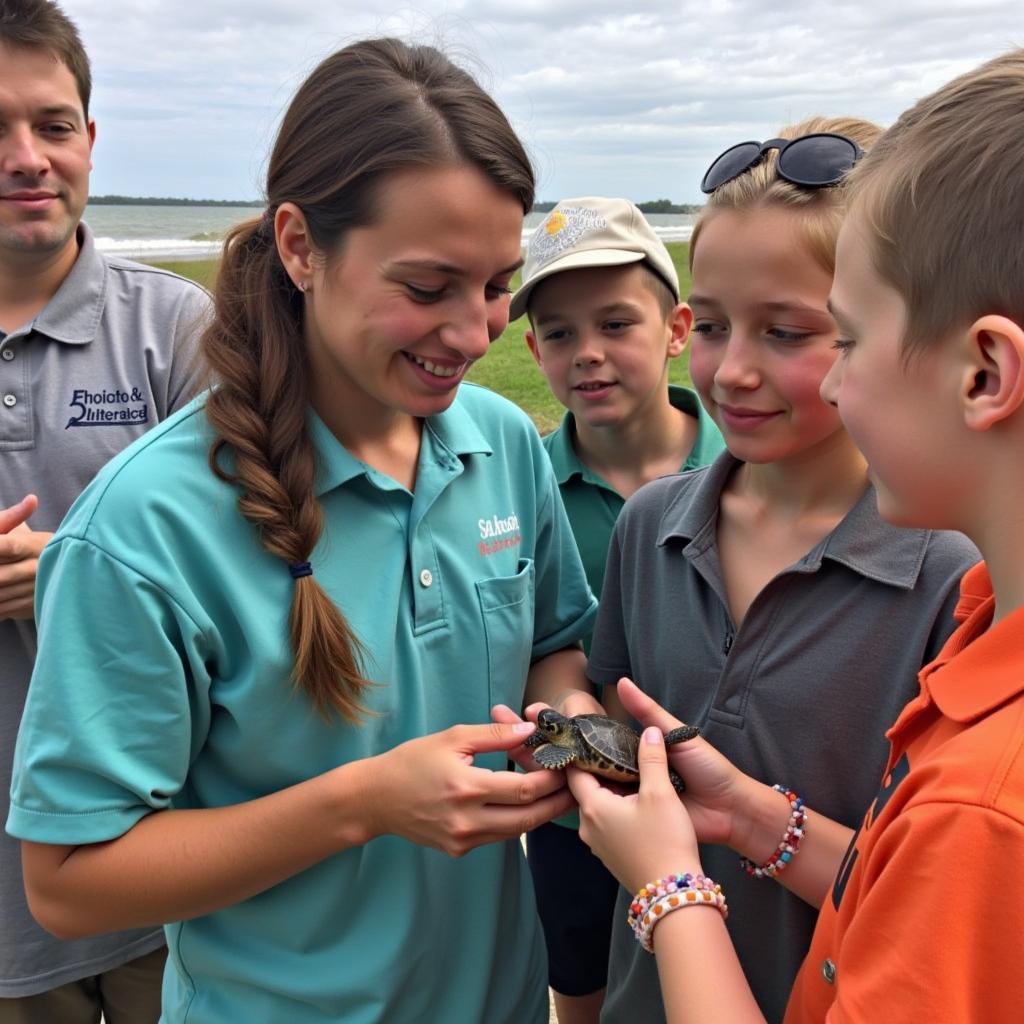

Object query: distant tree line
[87,196,263,207]
[532,199,702,214]
[87,195,702,213]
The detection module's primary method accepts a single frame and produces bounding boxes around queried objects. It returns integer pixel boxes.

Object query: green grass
[149,242,693,435]
[151,259,220,291]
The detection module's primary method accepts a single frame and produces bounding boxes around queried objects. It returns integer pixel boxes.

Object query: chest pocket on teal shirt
[476,557,536,712]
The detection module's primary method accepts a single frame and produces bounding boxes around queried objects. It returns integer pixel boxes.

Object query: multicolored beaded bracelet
[739,785,806,879]
[628,873,728,953]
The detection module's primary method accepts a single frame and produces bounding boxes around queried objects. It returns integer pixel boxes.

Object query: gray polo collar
[25,222,107,346]
[657,450,931,590]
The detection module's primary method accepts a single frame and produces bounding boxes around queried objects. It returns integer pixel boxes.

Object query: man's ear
[87,118,96,160]
[667,302,693,359]
[275,203,315,291]
[524,327,543,368]
[961,315,1024,431]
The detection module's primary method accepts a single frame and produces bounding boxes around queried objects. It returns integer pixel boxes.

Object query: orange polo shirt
[785,563,1024,1023]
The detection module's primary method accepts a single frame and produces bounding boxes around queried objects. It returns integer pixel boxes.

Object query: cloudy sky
[61,0,1023,203]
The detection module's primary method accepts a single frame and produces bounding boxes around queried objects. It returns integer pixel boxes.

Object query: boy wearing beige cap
[512,197,723,1024]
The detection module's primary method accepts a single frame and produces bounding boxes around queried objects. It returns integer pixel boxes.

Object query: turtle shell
[573,714,642,782]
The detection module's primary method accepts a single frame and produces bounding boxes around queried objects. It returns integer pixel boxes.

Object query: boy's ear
[961,314,1024,431]
[666,303,693,359]
[524,327,543,368]
[275,202,315,290]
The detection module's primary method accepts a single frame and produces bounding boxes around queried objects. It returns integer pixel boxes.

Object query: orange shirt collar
[920,563,1024,723]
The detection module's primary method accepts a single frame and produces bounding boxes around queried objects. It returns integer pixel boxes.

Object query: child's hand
[568,727,702,895]
[616,678,751,849]
[364,723,574,856]
[523,689,608,721]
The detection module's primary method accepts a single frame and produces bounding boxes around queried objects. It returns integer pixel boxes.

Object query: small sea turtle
[524,709,699,793]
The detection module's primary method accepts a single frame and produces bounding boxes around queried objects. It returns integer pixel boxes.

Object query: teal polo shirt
[544,384,724,652]
[8,383,596,1023]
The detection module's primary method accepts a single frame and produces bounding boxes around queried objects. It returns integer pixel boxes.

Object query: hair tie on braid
[289,561,313,579]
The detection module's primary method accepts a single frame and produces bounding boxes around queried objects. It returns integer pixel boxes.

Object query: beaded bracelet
[628,873,728,953]
[739,785,806,879]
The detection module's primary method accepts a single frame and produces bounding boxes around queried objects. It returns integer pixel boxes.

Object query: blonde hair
[689,116,883,277]
[848,48,1024,357]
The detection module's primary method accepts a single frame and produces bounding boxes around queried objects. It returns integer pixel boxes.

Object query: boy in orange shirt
[564,48,1024,1023]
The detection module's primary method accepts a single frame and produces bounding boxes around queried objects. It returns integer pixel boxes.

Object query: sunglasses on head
[700,133,865,195]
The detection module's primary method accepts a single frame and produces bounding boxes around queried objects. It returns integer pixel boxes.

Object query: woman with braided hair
[7,38,597,1023]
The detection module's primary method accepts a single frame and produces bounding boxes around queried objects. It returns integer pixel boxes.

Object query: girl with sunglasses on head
[5,38,599,1023]
[576,117,979,1024]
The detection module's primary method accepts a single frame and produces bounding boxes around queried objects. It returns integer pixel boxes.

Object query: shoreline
[123,246,222,263]
[105,225,694,264]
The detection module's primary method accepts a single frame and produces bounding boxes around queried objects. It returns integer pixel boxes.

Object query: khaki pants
[0,946,166,1024]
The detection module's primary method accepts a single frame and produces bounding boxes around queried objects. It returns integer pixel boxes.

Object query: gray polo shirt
[589,452,980,1024]
[0,223,210,997]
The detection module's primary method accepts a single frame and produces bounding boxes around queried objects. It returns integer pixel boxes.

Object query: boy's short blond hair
[848,49,1024,357]
[690,116,882,278]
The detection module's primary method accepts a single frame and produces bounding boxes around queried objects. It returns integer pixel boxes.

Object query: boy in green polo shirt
[509,196,724,1024]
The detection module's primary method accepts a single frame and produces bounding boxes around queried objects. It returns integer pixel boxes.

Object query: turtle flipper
[668,767,687,794]
[664,724,699,747]
[531,743,576,770]
[522,729,546,749]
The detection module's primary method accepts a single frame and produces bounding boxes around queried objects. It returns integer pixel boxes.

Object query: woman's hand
[364,722,574,856]
[568,727,703,895]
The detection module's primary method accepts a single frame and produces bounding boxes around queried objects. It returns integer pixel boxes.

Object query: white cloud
[55,0,1024,201]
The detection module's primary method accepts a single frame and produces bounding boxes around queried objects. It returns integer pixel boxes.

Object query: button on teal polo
[8,383,596,1024]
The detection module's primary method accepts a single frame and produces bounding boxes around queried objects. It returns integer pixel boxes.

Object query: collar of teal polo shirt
[308,385,495,497]
[656,450,933,590]
[26,222,108,346]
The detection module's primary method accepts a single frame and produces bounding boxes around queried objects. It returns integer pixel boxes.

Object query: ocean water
[83,204,260,260]
[82,205,696,261]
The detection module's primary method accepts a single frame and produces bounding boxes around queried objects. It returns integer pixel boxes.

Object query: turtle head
[536,708,573,741]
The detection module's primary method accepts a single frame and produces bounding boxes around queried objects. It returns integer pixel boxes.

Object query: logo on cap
[545,211,567,235]
[530,207,607,267]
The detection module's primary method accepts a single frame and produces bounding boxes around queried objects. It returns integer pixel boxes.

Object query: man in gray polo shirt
[0,2,209,1020]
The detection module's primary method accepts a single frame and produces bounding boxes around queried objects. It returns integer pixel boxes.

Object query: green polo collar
[544,384,721,489]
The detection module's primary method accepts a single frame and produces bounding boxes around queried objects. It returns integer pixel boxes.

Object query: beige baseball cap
[509,196,679,321]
